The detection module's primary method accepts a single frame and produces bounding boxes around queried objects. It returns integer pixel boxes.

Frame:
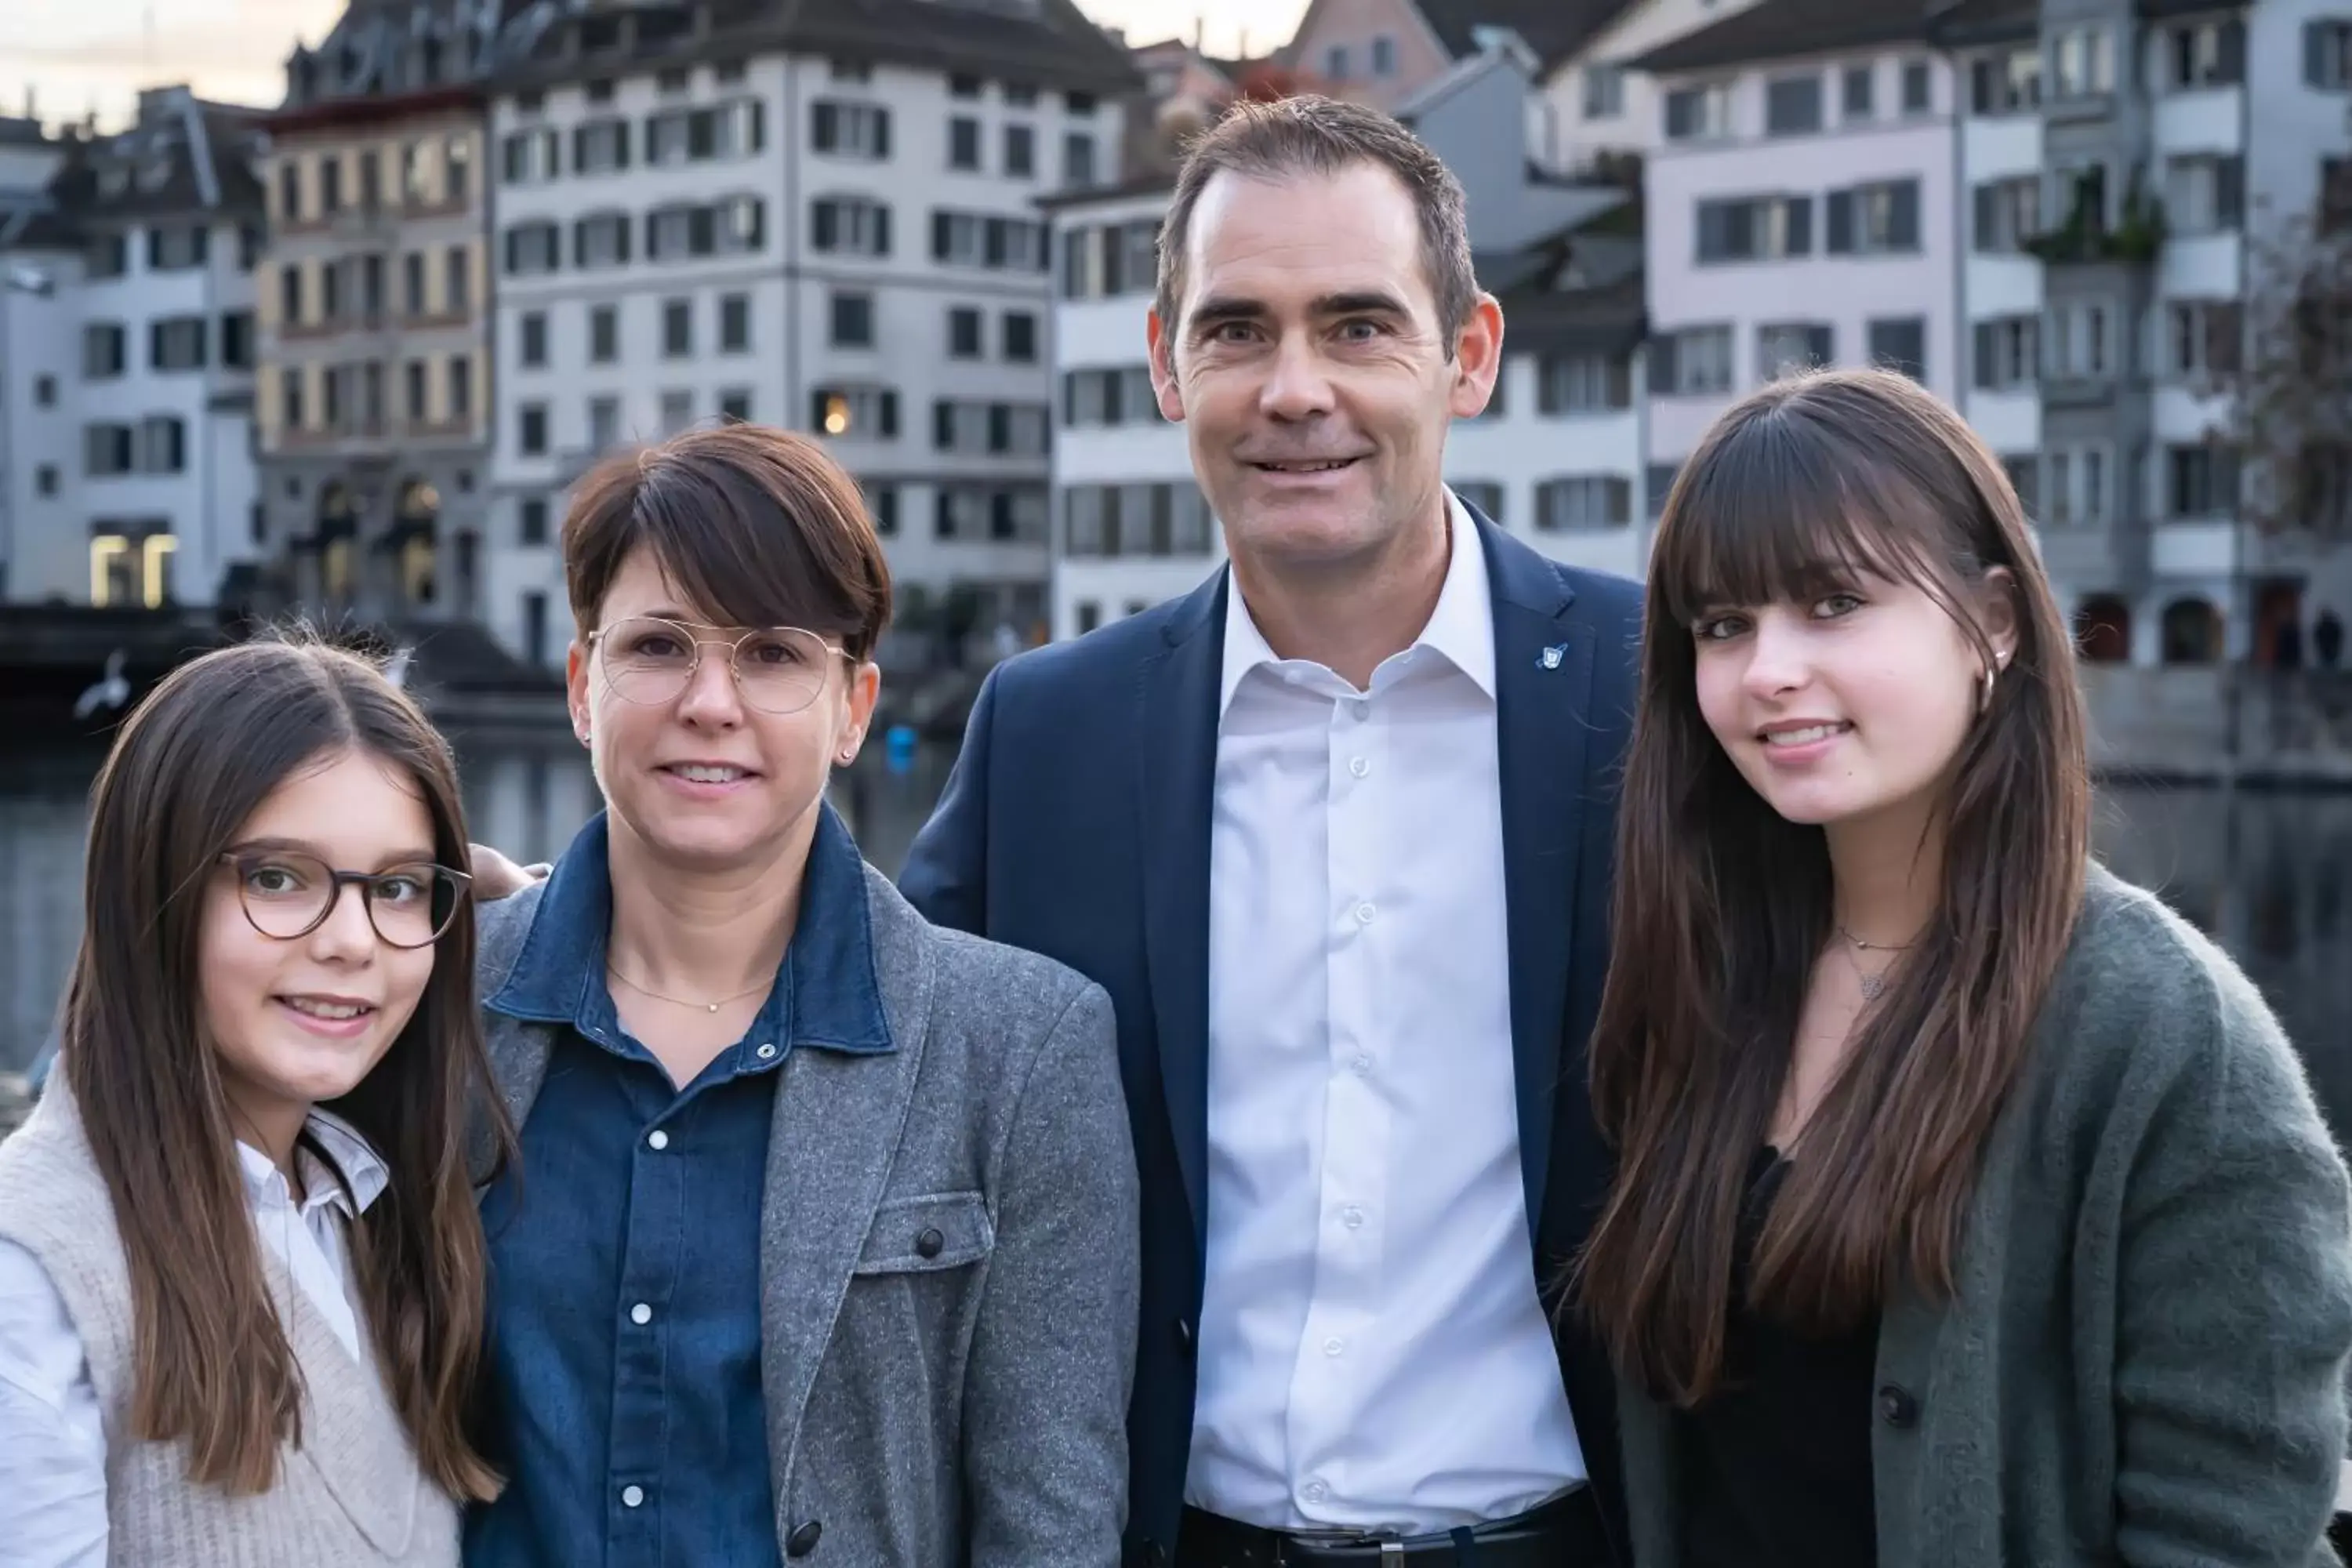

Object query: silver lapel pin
[1539,644,1567,670]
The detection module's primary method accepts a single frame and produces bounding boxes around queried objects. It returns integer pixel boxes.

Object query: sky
[0,0,1305,130]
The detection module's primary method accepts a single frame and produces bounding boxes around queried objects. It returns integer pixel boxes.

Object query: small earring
[1980,663,1997,713]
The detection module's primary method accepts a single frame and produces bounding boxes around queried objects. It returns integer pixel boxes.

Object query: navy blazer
[899,506,1643,1566]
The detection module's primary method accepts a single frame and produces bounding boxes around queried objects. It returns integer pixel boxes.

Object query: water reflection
[2,739,2346,1143]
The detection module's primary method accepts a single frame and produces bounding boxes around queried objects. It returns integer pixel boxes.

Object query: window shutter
[2218,18,2246,84]
[1537,360,1561,415]
[1889,180,1921,249]
[932,211,951,261]
[880,390,899,437]
[1973,321,1997,389]
[1826,188,1855,252]
[1973,183,1999,250]
[812,201,837,252]
[934,400,953,449]
[1607,477,1631,524]
[1062,372,1079,426]
[1607,356,1631,408]
[748,100,768,153]
[873,107,890,158]
[2217,156,2245,227]
[813,102,838,151]
[2209,301,2243,376]
[1807,325,1834,366]
[1786,195,1813,256]
[572,126,588,170]
[2307,22,2328,87]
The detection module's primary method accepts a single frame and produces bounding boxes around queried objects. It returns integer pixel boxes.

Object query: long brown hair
[1573,368,2090,1405]
[60,633,513,1497]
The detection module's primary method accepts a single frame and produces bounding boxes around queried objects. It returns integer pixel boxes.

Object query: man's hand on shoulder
[469,843,551,902]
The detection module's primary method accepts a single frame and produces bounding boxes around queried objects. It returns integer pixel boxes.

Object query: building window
[520,310,548,368]
[1451,481,1504,521]
[1583,64,1624,119]
[2165,19,2245,90]
[82,323,126,379]
[139,416,186,474]
[2045,301,2111,378]
[1972,316,2039,390]
[1827,179,1922,254]
[811,387,899,438]
[501,127,561,184]
[147,224,209,271]
[1866,316,1926,380]
[2052,27,2113,99]
[523,591,549,665]
[648,100,768,165]
[505,222,561,276]
[1765,74,1824,135]
[1757,321,1834,379]
[519,404,548,456]
[868,483,898,535]
[1842,64,1874,119]
[1663,83,1733,142]
[282,366,307,430]
[84,423,133,476]
[659,390,693,434]
[278,162,302,223]
[1536,354,1632,413]
[1002,310,1037,363]
[811,197,891,256]
[1972,176,2041,252]
[575,212,632,269]
[949,73,982,98]
[320,155,343,214]
[662,299,692,358]
[287,259,311,325]
[1536,476,1632,531]
[445,246,470,312]
[35,464,57,496]
[1969,47,2041,114]
[949,306,983,358]
[150,315,208,372]
[592,305,620,363]
[89,528,175,608]
[1902,60,1932,111]
[1060,219,1158,298]
[1371,35,1396,76]
[1063,133,1097,188]
[720,388,753,424]
[590,396,620,452]
[1696,194,1813,263]
[811,101,891,158]
[2308,21,2352,89]
[1652,325,1734,396]
[2169,299,2243,379]
[406,360,427,423]
[519,497,549,546]
[832,291,874,348]
[1004,124,1035,177]
[720,294,750,352]
[2166,445,2241,517]
[34,375,55,407]
[2002,453,2040,517]
[1324,45,1349,81]
[448,354,473,419]
[2042,445,2110,526]
[949,117,982,171]
[444,135,471,203]
[1075,601,1102,633]
[2164,154,2245,235]
[574,118,632,174]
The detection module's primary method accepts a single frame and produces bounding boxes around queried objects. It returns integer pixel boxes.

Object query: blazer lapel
[757,869,927,1478]
[1136,569,1227,1249]
[1478,517,1594,1240]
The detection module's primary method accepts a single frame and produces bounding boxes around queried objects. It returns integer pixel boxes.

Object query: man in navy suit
[900,96,1642,1568]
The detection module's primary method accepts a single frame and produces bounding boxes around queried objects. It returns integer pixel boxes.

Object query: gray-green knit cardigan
[1616,864,2352,1567]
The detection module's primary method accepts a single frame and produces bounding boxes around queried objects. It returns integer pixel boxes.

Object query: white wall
[1539,0,1770,169]
[1,247,85,602]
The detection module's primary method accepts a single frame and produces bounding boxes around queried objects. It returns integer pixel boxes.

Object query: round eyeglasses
[586,617,842,716]
[219,851,470,950]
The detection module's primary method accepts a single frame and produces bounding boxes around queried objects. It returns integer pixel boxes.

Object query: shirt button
[756,1043,779,1059]
[1352,1054,1373,1076]
[1304,1480,1330,1503]
[621,1484,644,1508]
[1348,756,1370,778]
[1354,902,1376,925]
[1342,1206,1364,1229]
[630,1302,652,1325]
[1323,1336,1345,1356]
[646,1130,670,1151]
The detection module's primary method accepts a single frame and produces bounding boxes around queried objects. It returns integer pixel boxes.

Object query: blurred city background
[2,0,2350,1143]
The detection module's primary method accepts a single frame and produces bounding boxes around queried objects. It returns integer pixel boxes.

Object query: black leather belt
[1177,1486,1610,1566]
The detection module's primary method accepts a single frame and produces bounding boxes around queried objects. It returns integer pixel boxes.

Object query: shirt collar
[486,801,893,1057]
[1218,487,1496,717]
[234,1106,390,1221]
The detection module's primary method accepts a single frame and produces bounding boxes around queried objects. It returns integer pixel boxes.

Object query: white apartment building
[1637,5,1961,519]
[484,0,1137,668]
[1540,0,1769,174]
[0,89,265,608]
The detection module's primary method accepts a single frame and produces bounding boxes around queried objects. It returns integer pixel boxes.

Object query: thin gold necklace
[1835,924,1916,1003]
[606,961,771,1014]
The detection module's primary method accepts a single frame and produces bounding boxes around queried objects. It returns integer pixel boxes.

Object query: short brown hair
[1155,94,1476,354]
[561,423,893,661]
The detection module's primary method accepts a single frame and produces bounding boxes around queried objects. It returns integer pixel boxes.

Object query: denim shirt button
[786,1520,822,1557]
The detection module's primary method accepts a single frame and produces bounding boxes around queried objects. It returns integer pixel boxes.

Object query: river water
[4,735,2347,1144]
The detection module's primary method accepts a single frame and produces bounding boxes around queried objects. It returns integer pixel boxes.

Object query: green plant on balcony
[2021,171,2165,265]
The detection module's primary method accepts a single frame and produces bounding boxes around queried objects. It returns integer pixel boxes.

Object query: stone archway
[393,477,439,609]
[2160,597,2223,665]
[2074,595,2132,663]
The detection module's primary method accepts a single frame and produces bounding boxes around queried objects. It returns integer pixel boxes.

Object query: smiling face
[1146,162,1499,579]
[198,746,440,1146]
[568,544,879,872]
[1691,569,2010,834]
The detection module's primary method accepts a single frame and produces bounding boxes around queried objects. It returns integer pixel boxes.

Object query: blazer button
[1877,1383,1920,1428]
[915,1227,945,1259]
[786,1520,822,1557]
[1174,1317,1194,1356]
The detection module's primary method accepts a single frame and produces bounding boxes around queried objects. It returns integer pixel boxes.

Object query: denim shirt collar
[486,800,893,1057]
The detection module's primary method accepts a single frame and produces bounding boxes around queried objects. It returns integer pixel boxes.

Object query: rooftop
[1633,0,1936,75]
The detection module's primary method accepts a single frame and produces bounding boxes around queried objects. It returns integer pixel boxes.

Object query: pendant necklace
[1835,924,1915,1002]
[608,961,770,1014]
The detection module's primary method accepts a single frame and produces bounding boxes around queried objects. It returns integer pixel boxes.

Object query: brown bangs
[1652,393,1988,640]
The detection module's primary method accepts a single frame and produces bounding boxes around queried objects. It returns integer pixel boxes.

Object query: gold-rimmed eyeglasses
[586,616,844,716]
[219,851,470,950]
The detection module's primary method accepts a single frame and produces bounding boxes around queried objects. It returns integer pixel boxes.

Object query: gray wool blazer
[472,862,1142,1566]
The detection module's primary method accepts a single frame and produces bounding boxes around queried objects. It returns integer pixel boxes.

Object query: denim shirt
[463,805,892,1568]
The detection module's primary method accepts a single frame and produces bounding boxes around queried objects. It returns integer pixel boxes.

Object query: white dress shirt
[1185,494,1588,1534]
[0,1109,389,1568]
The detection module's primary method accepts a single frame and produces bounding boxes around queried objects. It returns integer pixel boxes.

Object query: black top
[1679,1148,1881,1568]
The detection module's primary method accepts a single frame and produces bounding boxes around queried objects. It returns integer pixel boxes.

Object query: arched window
[2160,597,2223,665]
[2074,595,2132,663]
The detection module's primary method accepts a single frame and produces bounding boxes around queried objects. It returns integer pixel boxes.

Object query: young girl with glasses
[0,636,513,1566]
